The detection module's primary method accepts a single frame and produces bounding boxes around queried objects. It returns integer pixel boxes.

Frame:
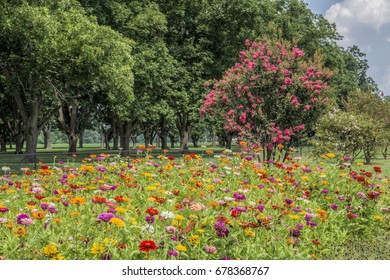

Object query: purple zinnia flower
[292,207,302,213]
[296,223,304,229]
[98,213,115,222]
[168,250,178,257]
[62,201,70,207]
[40,203,49,210]
[330,204,338,210]
[0,207,9,213]
[284,198,294,205]
[322,189,329,194]
[16,213,33,225]
[257,205,265,211]
[289,228,301,237]
[97,166,107,172]
[213,221,229,237]
[232,193,246,201]
[307,221,317,227]
[48,207,58,213]
[338,196,345,201]
[146,216,155,223]
[305,213,316,222]
[357,192,366,199]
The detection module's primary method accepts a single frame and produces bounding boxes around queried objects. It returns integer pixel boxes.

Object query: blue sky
[304,0,390,96]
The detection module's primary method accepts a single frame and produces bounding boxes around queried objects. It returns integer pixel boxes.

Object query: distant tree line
[0,0,380,162]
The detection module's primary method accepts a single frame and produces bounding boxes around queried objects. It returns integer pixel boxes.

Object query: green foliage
[312,111,378,161]
[312,91,389,163]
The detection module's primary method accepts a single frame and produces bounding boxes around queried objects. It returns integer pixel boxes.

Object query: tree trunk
[23,117,39,163]
[180,128,189,153]
[226,133,233,149]
[211,128,216,147]
[177,116,190,153]
[156,135,161,148]
[120,121,135,156]
[0,134,6,152]
[161,136,168,150]
[100,123,105,149]
[43,124,52,149]
[79,132,84,149]
[68,133,78,154]
[14,135,23,154]
[131,136,137,148]
[170,136,175,148]
[58,99,80,154]
[192,135,199,148]
[112,121,119,150]
[113,135,119,150]
[382,146,388,159]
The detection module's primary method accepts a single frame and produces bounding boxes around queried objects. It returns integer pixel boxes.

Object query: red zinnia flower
[138,240,158,253]
[92,196,107,204]
[145,207,159,216]
[167,156,175,160]
[373,166,382,173]
[40,165,49,170]
[356,176,365,183]
[230,209,241,218]
[312,239,321,245]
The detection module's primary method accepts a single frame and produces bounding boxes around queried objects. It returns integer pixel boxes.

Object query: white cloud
[325,0,390,31]
[324,0,390,96]
[383,66,390,93]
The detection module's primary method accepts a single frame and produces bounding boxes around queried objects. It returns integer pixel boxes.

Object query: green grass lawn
[1,143,389,176]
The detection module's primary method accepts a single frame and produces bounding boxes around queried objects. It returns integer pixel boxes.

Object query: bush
[312,110,384,163]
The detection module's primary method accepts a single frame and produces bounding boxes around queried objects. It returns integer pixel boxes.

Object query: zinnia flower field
[0,148,388,260]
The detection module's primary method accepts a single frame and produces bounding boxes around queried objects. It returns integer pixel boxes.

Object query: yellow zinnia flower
[189,235,200,245]
[176,245,187,252]
[91,243,105,254]
[43,244,59,257]
[110,217,125,227]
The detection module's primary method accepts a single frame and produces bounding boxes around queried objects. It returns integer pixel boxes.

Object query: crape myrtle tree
[201,38,332,161]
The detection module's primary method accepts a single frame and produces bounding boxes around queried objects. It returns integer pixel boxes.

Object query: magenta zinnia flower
[289,228,301,237]
[97,213,115,222]
[167,250,178,257]
[16,213,33,225]
[213,221,229,237]
[0,207,9,213]
[232,193,246,201]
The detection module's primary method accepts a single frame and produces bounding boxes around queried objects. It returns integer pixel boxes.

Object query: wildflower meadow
[0,146,388,260]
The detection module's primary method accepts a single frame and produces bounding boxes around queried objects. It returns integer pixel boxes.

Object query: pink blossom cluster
[201,37,332,158]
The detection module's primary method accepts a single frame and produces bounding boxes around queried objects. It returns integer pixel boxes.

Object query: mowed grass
[1,143,389,176]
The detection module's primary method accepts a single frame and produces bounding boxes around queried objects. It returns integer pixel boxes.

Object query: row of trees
[0,0,380,161]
